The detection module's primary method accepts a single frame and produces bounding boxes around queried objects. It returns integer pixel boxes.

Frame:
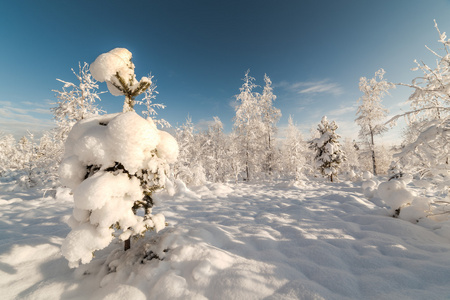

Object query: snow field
[1,179,450,299]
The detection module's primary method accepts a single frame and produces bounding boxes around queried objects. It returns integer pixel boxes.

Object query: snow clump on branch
[90,48,152,112]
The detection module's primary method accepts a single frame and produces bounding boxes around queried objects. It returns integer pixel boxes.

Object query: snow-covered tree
[310,116,346,182]
[233,70,264,181]
[201,117,228,182]
[389,21,450,195]
[174,117,206,186]
[52,62,105,142]
[340,138,361,179]
[0,133,17,175]
[61,48,178,267]
[260,74,281,175]
[356,68,394,175]
[135,82,170,129]
[228,131,243,182]
[281,116,306,180]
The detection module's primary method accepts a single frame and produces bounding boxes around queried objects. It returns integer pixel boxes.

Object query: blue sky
[1,0,450,144]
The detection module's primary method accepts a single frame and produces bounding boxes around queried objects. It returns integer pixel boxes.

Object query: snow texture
[3,179,450,299]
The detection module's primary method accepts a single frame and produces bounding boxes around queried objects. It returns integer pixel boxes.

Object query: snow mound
[377,180,414,211]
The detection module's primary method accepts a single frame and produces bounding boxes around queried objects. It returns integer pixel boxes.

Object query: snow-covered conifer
[356,68,394,175]
[310,116,346,182]
[61,49,178,267]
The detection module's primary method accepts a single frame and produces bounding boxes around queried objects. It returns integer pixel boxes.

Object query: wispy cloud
[276,79,343,96]
[0,101,54,138]
[327,104,357,117]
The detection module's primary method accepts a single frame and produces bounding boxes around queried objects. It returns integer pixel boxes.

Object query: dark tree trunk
[124,237,131,251]
[369,126,377,176]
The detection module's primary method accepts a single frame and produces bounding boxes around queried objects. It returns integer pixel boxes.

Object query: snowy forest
[1,23,450,299]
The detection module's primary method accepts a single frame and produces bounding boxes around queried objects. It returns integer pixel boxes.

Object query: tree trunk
[245,146,250,181]
[124,237,131,251]
[123,95,134,112]
[369,127,377,176]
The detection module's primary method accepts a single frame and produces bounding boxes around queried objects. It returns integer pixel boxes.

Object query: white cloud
[298,80,343,96]
[228,99,238,110]
[0,101,54,138]
[277,79,343,96]
[327,104,357,117]
[195,119,216,131]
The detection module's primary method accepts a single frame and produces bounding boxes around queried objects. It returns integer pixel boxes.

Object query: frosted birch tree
[52,62,105,142]
[355,68,394,175]
[233,70,264,181]
[260,74,281,175]
[389,21,450,192]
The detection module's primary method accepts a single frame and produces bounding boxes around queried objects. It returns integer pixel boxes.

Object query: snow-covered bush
[377,179,415,217]
[61,48,178,268]
[309,116,346,182]
[376,175,432,223]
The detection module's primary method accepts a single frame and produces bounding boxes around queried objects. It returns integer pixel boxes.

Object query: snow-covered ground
[2,178,450,299]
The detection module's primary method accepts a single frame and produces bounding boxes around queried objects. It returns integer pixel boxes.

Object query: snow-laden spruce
[61,49,178,268]
[310,116,346,182]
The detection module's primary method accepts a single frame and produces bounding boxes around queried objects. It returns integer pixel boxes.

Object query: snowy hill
[1,179,450,299]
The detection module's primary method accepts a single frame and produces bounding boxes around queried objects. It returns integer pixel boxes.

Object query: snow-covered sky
[2,0,450,143]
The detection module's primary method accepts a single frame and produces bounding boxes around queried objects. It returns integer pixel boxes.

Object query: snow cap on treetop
[90,48,133,83]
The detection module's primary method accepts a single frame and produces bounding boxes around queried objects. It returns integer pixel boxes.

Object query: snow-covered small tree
[340,138,361,179]
[228,131,243,182]
[200,117,228,182]
[356,68,394,175]
[260,74,281,175]
[174,116,206,186]
[61,48,178,268]
[0,133,17,175]
[309,116,346,182]
[281,115,306,180]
